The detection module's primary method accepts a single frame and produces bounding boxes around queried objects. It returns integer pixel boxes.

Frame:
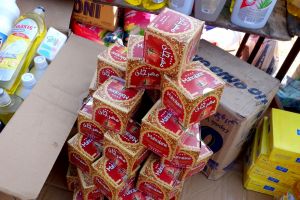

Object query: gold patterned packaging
[66,164,79,192]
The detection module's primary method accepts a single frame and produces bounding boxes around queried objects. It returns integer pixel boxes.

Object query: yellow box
[269,109,300,166]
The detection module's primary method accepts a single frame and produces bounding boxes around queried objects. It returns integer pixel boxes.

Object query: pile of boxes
[244,109,300,197]
[67,8,226,200]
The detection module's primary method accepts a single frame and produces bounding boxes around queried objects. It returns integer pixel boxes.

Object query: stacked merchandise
[244,109,300,197]
[67,8,226,199]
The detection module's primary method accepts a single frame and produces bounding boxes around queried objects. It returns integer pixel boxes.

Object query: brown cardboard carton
[103,119,149,174]
[93,77,144,134]
[126,35,162,90]
[78,97,105,143]
[72,0,119,31]
[144,8,204,77]
[97,44,127,86]
[161,62,225,128]
[140,99,185,160]
[68,133,102,174]
[66,164,79,192]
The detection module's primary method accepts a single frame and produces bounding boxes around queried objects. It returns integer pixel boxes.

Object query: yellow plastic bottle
[230,0,235,13]
[0,6,47,94]
[125,0,142,6]
[287,0,300,17]
[142,0,167,11]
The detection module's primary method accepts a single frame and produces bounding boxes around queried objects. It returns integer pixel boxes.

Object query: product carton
[126,35,162,89]
[66,164,79,191]
[73,188,84,200]
[137,154,182,199]
[162,123,201,168]
[72,0,119,31]
[68,133,102,174]
[92,157,136,200]
[194,40,280,180]
[93,77,144,133]
[78,97,105,143]
[144,8,204,77]
[140,100,185,160]
[77,168,104,200]
[120,188,154,200]
[161,62,225,128]
[103,119,149,174]
[97,44,127,85]
[269,109,300,166]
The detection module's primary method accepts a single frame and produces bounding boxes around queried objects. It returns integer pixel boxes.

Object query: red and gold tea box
[78,97,105,143]
[93,77,144,134]
[161,62,225,128]
[73,188,84,200]
[66,164,79,191]
[68,133,102,174]
[97,43,127,85]
[140,99,185,160]
[163,123,201,168]
[144,8,204,77]
[77,168,105,200]
[137,154,182,199]
[103,119,149,174]
[179,141,213,181]
[126,35,161,90]
[120,188,156,200]
[92,157,137,200]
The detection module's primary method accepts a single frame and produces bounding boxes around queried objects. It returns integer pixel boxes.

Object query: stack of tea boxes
[244,109,300,197]
[67,8,225,200]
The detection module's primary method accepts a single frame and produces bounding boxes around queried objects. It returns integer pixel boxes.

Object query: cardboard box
[194,40,280,180]
[162,62,225,128]
[66,164,79,192]
[103,119,149,174]
[72,0,118,31]
[93,77,144,133]
[97,44,127,86]
[269,109,300,166]
[126,35,162,89]
[78,97,105,143]
[68,133,102,174]
[140,100,185,160]
[144,8,204,77]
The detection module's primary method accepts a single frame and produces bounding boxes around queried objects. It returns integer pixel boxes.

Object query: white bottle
[16,73,37,100]
[194,0,226,21]
[168,0,195,15]
[30,55,48,81]
[231,0,278,29]
[0,0,20,47]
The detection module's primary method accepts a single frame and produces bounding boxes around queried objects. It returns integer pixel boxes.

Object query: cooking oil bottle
[142,0,167,11]
[0,88,22,124]
[0,6,47,94]
[287,0,300,17]
[125,0,142,6]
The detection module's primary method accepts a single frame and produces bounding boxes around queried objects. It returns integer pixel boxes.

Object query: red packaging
[97,44,127,85]
[140,99,185,160]
[120,188,156,200]
[144,8,204,77]
[126,35,161,89]
[68,133,102,174]
[93,77,144,134]
[73,188,84,200]
[103,119,149,174]
[161,62,225,128]
[78,97,105,143]
[66,164,79,192]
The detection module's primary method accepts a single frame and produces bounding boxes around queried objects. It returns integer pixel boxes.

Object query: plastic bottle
[0,0,20,47]
[230,0,236,12]
[287,0,300,17]
[125,0,142,6]
[0,88,22,124]
[30,55,48,81]
[143,0,167,11]
[231,0,278,29]
[194,0,227,21]
[15,73,37,100]
[168,0,195,15]
[0,6,47,94]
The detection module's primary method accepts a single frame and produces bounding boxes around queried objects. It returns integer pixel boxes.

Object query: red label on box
[162,89,184,121]
[105,146,128,169]
[75,190,83,200]
[80,135,100,158]
[87,188,103,200]
[139,181,164,199]
[94,107,121,132]
[142,131,169,157]
[109,45,127,63]
[81,100,93,115]
[190,96,217,123]
[152,161,177,185]
[132,41,144,58]
[93,176,113,198]
[120,120,140,144]
[187,161,206,178]
[181,126,200,148]
[153,10,191,34]
[105,159,127,184]
[130,65,161,88]
[69,152,90,173]
[171,152,194,167]
[157,108,182,134]
[99,67,119,84]
[186,30,201,64]
[107,80,139,101]
[145,35,175,69]
[79,121,104,141]
[133,150,149,170]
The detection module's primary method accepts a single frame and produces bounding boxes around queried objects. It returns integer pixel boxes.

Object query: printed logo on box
[296,158,300,163]
[80,135,100,157]
[276,166,288,173]
[105,146,128,169]
[153,160,176,185]
[162,89,184,122]
[171,152,194,167]
[132,40,144,58]
[297,129,300,136]
[79,121,104,141]
[190,96,217,124]
[69,152,90,173]
[109,45,127,63]
[268,177,279,183]
[94,107,121,132]
[157,108,182,134]
[99,67,119,84]
[139,181,164,199]
[105,159,126,183]
[130,65,161,88]
[263,185,275,191]
[93,176,113,198]
[107,80,139,101]
[142,131,169,157]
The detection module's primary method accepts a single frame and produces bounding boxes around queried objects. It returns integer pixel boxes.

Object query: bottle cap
[0,88,11,106]
[34,6,46,15]
[21,73,37,88]
[34,56,48,70]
